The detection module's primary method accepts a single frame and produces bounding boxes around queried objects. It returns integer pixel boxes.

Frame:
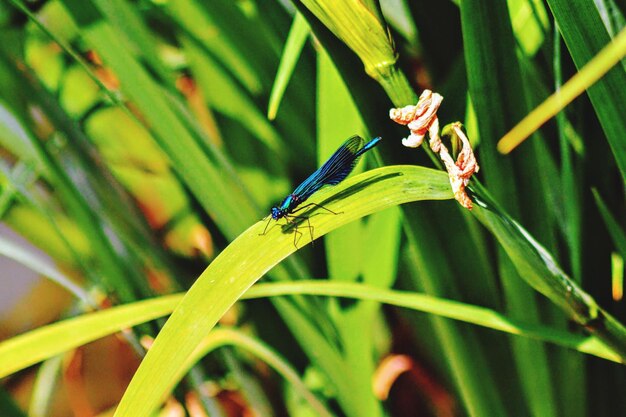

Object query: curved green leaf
[1,276,621,382]
[0,294,181,378]
[470,185,626,360]
[249,281,620,363]
[112,165,451,417]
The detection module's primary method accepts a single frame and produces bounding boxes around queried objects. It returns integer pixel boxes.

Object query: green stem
[372,63,444,170]
[370,63,417,106]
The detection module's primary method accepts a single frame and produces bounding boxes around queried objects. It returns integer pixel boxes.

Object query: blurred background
[1,0,625,416]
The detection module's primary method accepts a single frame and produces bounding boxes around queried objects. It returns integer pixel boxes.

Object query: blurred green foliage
[0,1,625,416]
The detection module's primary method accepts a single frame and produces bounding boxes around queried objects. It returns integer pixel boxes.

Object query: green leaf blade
[113,165,452,417]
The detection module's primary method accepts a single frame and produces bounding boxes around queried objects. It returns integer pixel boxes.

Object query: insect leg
[294,227,303,248]
[283,215,303,248]
[287,214,315,246]
[259,215,273,236]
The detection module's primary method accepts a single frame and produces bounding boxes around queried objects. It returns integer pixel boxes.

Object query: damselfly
[261,135,382,245]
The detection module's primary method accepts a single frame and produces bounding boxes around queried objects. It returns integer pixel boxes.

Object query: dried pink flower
[390,91,479,209]
[389,90,443,148]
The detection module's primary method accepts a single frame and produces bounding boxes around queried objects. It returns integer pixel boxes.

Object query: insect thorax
[271,194,301,219]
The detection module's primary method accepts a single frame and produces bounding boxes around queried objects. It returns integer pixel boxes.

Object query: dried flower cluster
[389,90,479,209]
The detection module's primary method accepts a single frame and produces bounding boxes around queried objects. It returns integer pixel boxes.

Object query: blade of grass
[347,206,401,414]
[592,189,626,261]
[2,276,621,381]
[554,25,583,281]
[181,329,333,417]
[249,281,620,363]
[0,293,181,378]
[112,165,452,417]
[498,26,626,157]
[501,0,626,183]
[317,46,382,414]
[470,184,626,360]
[460,2,557,415]
[268,12,309,120]
[297,4,508,414]
[59,0,259,240]
[164,0,263,94]
[0,233,92,306]
[318,47,365,283]
[108,166,450,416]
[316,49,376,416]
[93,0,174,88]
[28,356,63,417]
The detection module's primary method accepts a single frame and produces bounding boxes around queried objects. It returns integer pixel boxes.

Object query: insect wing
[292,135,364,200]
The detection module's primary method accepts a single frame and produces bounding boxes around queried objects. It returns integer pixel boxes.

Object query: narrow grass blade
[552,23,586,417]
[0,233,92,305]
[592,189,626,260]
[28,356,62,417]
[470,185,626,360]
[0,294,182,378]
[315,48,386,416]
[165,0,263,94]
[93,0,174,88]
[178,329,333,417]
[268,13,309,120]
[460,2,557,415]
[507,0,626,182]
[59,0,258,240]
[498,26,626,156]
[248,281,621,363]
[317,47,365,282]
[1,276,620,381]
